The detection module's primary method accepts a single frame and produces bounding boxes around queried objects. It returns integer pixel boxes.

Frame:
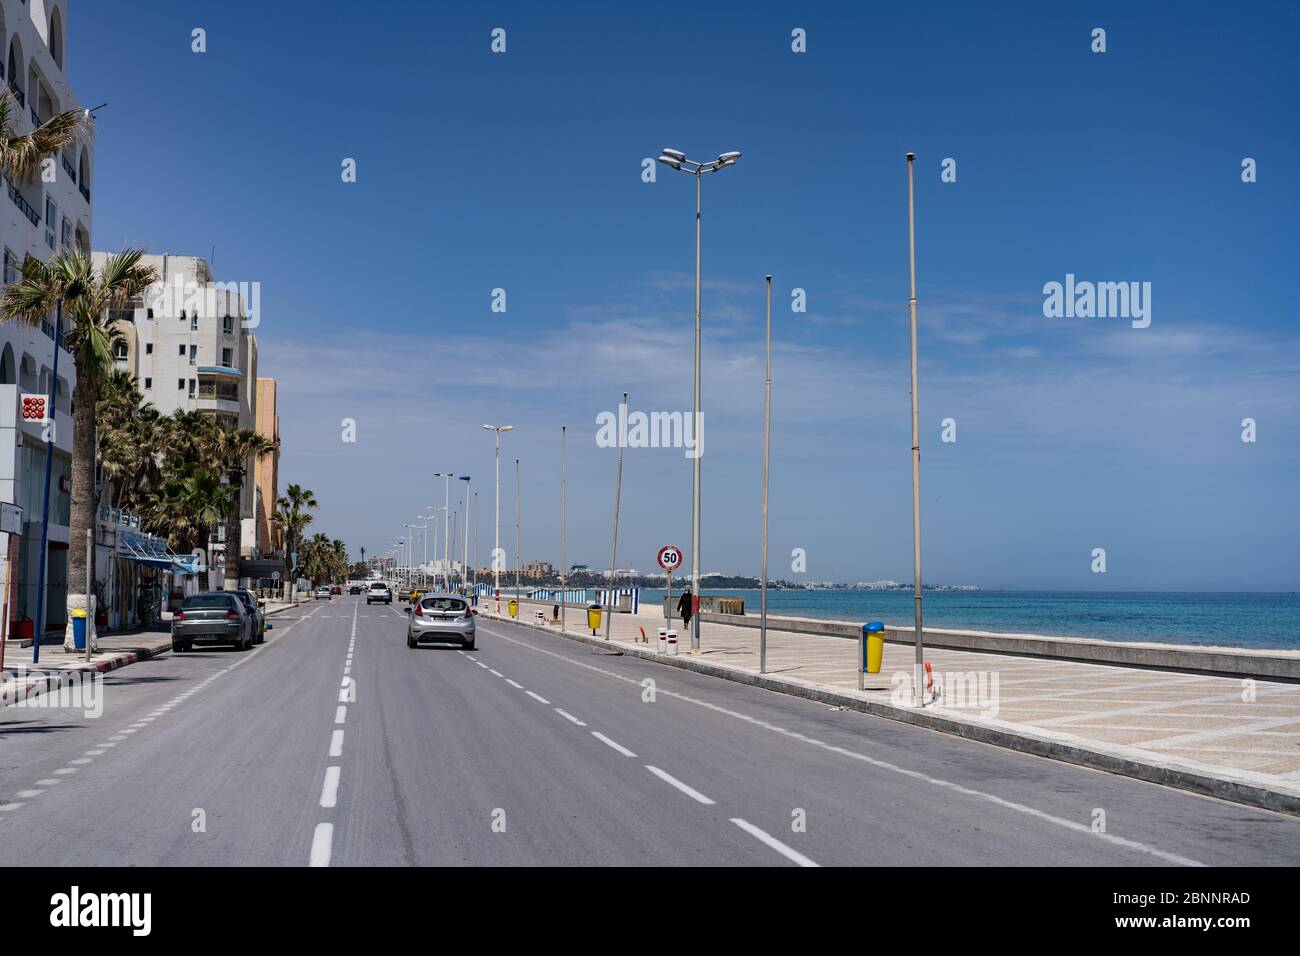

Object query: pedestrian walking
[677,586,693,628]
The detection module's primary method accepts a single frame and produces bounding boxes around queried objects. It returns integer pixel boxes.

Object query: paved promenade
[482,596,1300,811]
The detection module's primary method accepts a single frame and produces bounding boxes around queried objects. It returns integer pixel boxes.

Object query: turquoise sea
[636,589,1300,650]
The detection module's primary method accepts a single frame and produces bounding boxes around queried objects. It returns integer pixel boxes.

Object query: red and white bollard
[657,627,668,653]
[667,630,678,656]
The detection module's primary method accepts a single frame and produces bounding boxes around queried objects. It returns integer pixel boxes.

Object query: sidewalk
[1,628,173,706]
[2,599,300,706]
[482,597,1300,815]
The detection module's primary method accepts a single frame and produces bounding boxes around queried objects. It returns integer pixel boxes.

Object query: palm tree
[275,483,317,575]
[203,426,278,589]
[0,89,87,182]
[141,464,234,557]
[0,250,158,646]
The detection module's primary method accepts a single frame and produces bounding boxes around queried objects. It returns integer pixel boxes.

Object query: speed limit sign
[657,545,683,573]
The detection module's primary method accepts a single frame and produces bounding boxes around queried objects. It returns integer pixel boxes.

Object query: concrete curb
[485,612,1300,818]
[0,641,171,708]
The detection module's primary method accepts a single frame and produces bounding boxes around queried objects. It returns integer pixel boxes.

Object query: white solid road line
[526,691,551,704]
[309,822,333,867]
[555,708,586,726]
[484,624,1206,867]
[731,818,820,868]
[591,731,637,758]
[329,729,344,757]
[320,766,341,808]
[645,765,716,805]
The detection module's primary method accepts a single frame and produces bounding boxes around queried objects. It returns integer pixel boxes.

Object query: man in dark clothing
[677,587,693,627]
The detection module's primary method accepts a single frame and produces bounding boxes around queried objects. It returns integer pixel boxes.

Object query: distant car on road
[331,584,342,595]
[408,592,476,650]
[314,586,332,600]
[367,582,392,604]
[172,592,254,652]
[348,584,361,595]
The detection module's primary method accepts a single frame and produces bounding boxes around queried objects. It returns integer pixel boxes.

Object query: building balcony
[29,106,41,127]
[61,155,76,182]
[6,178,40,227]
[7,79,23,109]
[79,182,90,203]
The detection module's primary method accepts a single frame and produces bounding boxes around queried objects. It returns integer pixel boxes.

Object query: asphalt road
[3,595,1299,866]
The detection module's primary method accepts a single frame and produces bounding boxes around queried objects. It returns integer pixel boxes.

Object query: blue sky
[75,0,1299,589]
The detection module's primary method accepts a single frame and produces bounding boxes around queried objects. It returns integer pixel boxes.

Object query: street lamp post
[559,426,567,633]
[481,425,512,604]
[905,152,926,707]
[433,473,453,590]
[514,458,521,604]
[656,147,742,653]
[459,476,471,593]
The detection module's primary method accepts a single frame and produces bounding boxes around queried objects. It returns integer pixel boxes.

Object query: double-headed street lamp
[656,147,742,653]
[481,425,513,598]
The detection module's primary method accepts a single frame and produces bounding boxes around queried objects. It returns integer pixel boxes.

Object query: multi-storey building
[0,0,92,643]
[254,376,280,557]
[94,252,264,582]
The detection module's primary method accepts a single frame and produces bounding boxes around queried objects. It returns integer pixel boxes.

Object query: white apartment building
[94,252,263,580]
[0,0,91,644]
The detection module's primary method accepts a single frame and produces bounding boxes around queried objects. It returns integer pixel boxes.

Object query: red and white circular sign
[657,545,683,573]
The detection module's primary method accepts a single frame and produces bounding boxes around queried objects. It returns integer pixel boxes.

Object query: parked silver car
[172,592,254,652]
[407,592,475,650]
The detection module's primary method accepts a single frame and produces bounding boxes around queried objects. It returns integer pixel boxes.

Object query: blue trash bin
[71,609,88,651]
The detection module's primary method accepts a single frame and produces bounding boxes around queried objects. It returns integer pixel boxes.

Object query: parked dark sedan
[172,592,254,652]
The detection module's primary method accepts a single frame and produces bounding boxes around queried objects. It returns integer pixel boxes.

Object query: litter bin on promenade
[586,603,602,636]
[508,598,518,619]
[71,608,88,651]
[864,621,885,674]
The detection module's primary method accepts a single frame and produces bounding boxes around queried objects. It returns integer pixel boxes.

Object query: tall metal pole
[560,426,567,633]
[443,475,451,591]
[906,152,925,707]
[84,527,93,661]
[31,300,62,662]
[514,458,521,602]
[493,437,501,603]
[473,491,478,587]
[760,274,772,675]
[690,170,703,654]
[461,477,471,594]
[605,391,627,640]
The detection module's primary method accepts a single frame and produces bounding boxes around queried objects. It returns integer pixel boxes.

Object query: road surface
[2,595,1297,866]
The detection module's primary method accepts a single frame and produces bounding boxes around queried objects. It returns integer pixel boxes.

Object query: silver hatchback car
[407,592,476,650]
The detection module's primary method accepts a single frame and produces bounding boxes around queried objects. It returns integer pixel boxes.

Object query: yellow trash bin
[864,621,885,674]
[586,603,602,635]
[508,598,518,619]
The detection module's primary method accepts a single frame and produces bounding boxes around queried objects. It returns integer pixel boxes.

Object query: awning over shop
[115,527,201,576]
